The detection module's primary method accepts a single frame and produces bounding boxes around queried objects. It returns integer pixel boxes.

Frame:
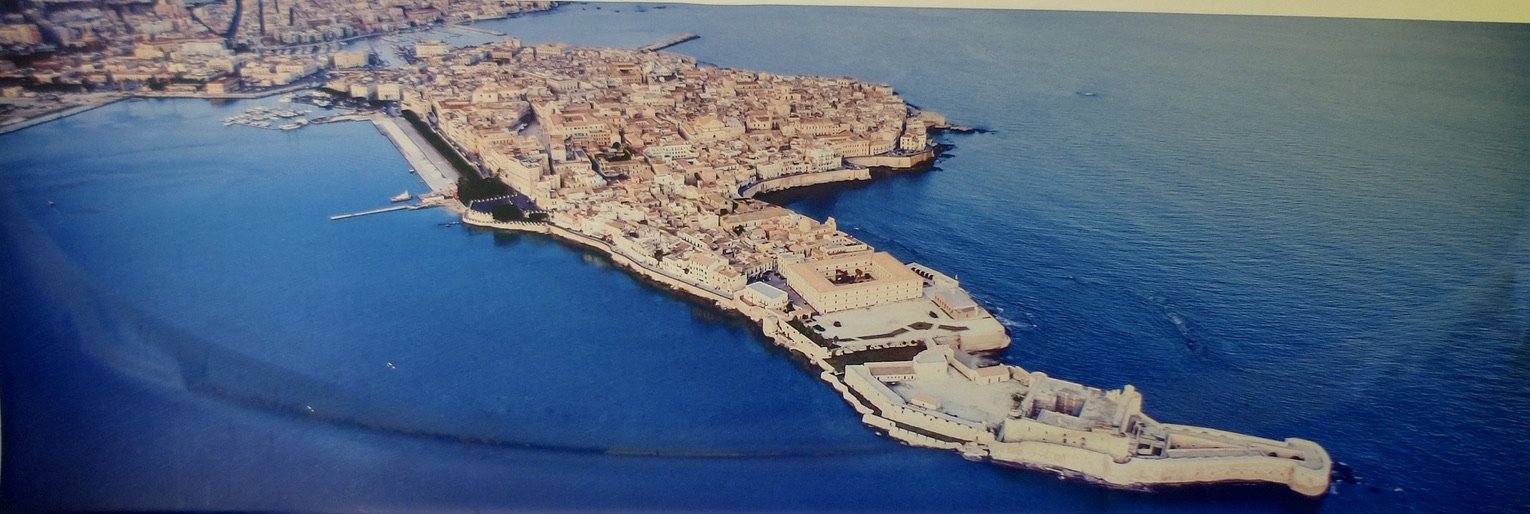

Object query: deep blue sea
[3,3,1528,512]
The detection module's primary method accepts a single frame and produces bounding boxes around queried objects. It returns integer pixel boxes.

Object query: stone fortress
[844,344,1331,496]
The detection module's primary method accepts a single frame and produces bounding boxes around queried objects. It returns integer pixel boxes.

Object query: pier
[638,33,699,52]
[330,204,420,220]
[453,24,505,36]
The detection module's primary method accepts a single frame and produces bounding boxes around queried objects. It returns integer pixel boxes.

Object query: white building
[415,40,449,58]
[737,282,789,311]
[782,252,923,314]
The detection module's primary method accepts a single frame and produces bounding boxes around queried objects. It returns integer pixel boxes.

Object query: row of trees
[489,204,548,223]
[397,109,551,224]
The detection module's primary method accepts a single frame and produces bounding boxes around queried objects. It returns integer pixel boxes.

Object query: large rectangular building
[782,252,923,313]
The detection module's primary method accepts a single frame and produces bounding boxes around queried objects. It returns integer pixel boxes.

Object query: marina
[223,104,315,130]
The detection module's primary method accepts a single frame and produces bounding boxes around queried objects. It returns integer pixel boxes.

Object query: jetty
[453,24,505,36]
[638,33,698,52]
[330,204,418,220]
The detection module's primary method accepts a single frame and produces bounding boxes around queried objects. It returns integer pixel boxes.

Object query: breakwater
[0,97,122,135]
[639,32,699,52]
[845,148,935,169]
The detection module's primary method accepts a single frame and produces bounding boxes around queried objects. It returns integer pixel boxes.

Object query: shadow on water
[463,223,756,327]
[752,139,964,230]
[754,165,939,219]
[0,192,894,460]
[490,229,524,246]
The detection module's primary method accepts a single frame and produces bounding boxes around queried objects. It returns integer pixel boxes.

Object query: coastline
[454,172,1330,498]
[0,28,1333,497]
[370,113,461,193]
[0,82,321,136]
[126,80,322,100]
[233,29,1335,493]
[0,95,124,136]
[353,26,1336,487]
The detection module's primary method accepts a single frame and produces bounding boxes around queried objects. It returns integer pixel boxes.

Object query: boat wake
[997,315,1034,332]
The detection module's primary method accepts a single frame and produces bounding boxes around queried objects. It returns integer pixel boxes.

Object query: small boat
[47,200,56,207]
[386,362,396,369]
[390,190,411,202]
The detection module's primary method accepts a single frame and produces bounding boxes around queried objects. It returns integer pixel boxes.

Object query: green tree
[491,204,524,222]
[456,176,509,203]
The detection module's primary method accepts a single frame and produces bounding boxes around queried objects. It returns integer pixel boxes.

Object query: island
[315,37,1332,497]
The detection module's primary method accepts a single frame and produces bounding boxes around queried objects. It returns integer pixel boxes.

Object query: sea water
[3,3,1528,512]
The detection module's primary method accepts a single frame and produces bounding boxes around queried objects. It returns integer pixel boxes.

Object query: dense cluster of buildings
[349,40,990,347]
[0,0,1335,488]
[413,39,1328,495]
[0,0,550,93]
[198,0,552,48]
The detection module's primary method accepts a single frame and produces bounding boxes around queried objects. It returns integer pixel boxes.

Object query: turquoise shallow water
[4,3,1529,512]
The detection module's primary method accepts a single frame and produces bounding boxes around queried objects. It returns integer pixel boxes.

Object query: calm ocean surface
[3,3,1528,512]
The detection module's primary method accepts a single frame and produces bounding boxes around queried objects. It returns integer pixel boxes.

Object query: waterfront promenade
[460,212,735,304]
[371,114,459,194]
[0,95,122,135]
[0,83,318,136]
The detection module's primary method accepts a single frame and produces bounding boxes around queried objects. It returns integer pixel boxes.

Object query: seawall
[461,211,733,306]
[0,96,123,135]
[986,437,1331,496]
[371,114,459,194]
[739,168,871,198]
[457,203,1330,498]
[845,148,935,169]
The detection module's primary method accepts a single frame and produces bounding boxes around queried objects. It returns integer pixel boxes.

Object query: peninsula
[321,37,1332,497]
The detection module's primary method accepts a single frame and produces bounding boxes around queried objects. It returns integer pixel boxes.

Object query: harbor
[320,111,468,222]
[222,104,315,131]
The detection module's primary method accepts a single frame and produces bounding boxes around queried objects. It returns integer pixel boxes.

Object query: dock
[453,24,505,36]
[371,113,459,194]
[638,33,698,52]
[330,204,420,220]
